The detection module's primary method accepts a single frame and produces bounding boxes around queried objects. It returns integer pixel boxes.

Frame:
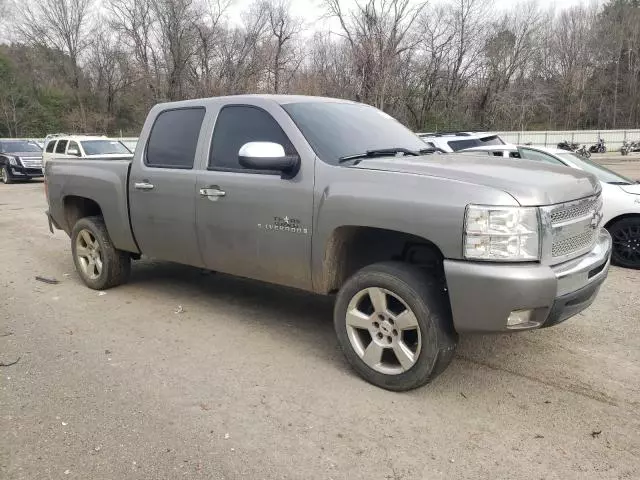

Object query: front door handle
[199,187,226,199]
[134,182,154,191]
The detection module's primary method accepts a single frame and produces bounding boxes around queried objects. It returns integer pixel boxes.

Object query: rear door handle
[199,187,226,199]
[134,182,154,191]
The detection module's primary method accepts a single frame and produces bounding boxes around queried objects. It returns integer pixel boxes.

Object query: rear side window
[519,149,564,165]
[209,105,296,170]
[46,141,56,153]
[55,140,68,154]
[146,108,205,169]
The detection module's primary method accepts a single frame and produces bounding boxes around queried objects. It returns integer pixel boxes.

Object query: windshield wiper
[608,181,633,185]
[338,147,431,164]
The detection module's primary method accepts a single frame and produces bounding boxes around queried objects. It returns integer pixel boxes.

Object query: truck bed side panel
[46,159,139,253]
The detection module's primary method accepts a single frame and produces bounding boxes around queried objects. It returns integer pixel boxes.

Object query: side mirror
[238,142,299,177]
[67,148,80,156]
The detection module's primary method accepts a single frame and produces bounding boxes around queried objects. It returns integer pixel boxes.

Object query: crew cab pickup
[45,95,612,391]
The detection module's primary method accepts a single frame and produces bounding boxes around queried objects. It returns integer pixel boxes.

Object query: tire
[1,165,14,184]
[609,218,640,269]
[71,216,131,289]
[334,262,458,391]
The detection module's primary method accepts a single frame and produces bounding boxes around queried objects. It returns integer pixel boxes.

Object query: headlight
[464,205,540,261]
[9,156,20,166]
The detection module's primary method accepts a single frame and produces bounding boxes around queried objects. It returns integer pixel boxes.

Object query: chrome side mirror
[67,148,80,156]
[238,142,299,177]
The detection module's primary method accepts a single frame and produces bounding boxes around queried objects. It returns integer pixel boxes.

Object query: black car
[0,140,44,184]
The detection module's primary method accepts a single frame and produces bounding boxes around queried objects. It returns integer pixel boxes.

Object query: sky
[228,0,599,28]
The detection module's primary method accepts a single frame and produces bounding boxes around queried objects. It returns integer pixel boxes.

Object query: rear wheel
[609,218,640,269]
[71,216,131,289]
[334,262,457,391]
[1,166,14,184]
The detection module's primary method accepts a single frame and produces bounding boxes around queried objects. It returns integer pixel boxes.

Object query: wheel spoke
[95,256,103,274]
[76,246,90,258]
[394,309,419,330]
[393,342,416,371]
[367,288,387,313]
[346,308,372,330]
[81,230,93,247]
[87,258,96,276]
[361,342,384,368]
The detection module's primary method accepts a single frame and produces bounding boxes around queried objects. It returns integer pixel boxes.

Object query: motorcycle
[576,145,591,158]
[557,140,579,151]
[589,138,606,154]
[621,140,632,156]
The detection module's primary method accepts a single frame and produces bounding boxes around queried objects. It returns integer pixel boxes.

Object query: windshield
[81,140,131,155]
[0,141,42,153]
[447,136,504,152]
[557,153,636,185]
[282,102,427,165]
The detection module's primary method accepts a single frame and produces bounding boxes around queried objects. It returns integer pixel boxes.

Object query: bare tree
[13,0,93,92]
[324,0,426,109]
[264,0,302,93]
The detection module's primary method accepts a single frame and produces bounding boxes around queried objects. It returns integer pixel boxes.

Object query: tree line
[0,0,639,137]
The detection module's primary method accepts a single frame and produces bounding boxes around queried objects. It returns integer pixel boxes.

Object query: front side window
[209,105,296,170]
[46,141,56,153]
[55,140,68,154]
[146,108,205,169]
[81,140,130,155]
[282,102,426,165]
[67,141,80,154]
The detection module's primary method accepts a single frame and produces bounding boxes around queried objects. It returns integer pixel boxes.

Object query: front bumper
[444,228,611,333]
[9,165,44,179]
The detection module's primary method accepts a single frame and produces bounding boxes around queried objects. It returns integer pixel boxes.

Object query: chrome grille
[20,157,43,168]
[551,196,599,224]
[551,229,596,258]
[543,194,602,264]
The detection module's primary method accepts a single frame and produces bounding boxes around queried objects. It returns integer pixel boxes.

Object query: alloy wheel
[75,229,103,280]
[612,223,640,267]
[345,287,422,375]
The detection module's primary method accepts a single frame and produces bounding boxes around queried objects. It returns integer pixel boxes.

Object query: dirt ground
[1,166,639,479]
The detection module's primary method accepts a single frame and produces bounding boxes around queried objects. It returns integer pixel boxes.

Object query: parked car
[0,139,44,184]
[45,95,610,391]
[417,131,505,152]
[42,135,133,167]
[459,145,640,269]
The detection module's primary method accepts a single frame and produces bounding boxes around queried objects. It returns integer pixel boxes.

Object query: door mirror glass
[238,142,299,176]
[67,148,80,156]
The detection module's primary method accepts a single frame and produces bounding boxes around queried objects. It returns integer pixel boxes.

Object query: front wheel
[1,166,14,184]
[334,262,458,391]
[609,218,640,269]
[71,216,131,289]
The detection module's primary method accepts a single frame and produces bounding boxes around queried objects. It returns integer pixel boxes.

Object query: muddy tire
[71,216,131,289]
[334,262,458,391]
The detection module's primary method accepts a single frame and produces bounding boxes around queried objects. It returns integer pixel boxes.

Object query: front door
[195,104,314,290]
[129,107,207,267]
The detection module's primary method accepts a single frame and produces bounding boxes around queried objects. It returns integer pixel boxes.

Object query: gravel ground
[1,168,639,480]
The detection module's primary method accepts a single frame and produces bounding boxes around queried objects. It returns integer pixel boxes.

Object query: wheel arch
[318,225,445,294]
[604,212,640,230]
[62,195,103,234]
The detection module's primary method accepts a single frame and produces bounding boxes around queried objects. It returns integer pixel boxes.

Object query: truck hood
[10,152,43,159]
[353,155,600,206]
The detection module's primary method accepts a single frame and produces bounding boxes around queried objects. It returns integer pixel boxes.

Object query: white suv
[417,131,505,153]
[42,135,133,166]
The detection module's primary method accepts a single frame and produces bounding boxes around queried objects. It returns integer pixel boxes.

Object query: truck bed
[45,158,139,253]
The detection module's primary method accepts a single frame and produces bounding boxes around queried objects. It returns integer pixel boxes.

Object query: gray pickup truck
[45,95,612,391]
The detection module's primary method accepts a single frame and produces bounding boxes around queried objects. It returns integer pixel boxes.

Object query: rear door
[128,107,207,267]
[195,103,314,289]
